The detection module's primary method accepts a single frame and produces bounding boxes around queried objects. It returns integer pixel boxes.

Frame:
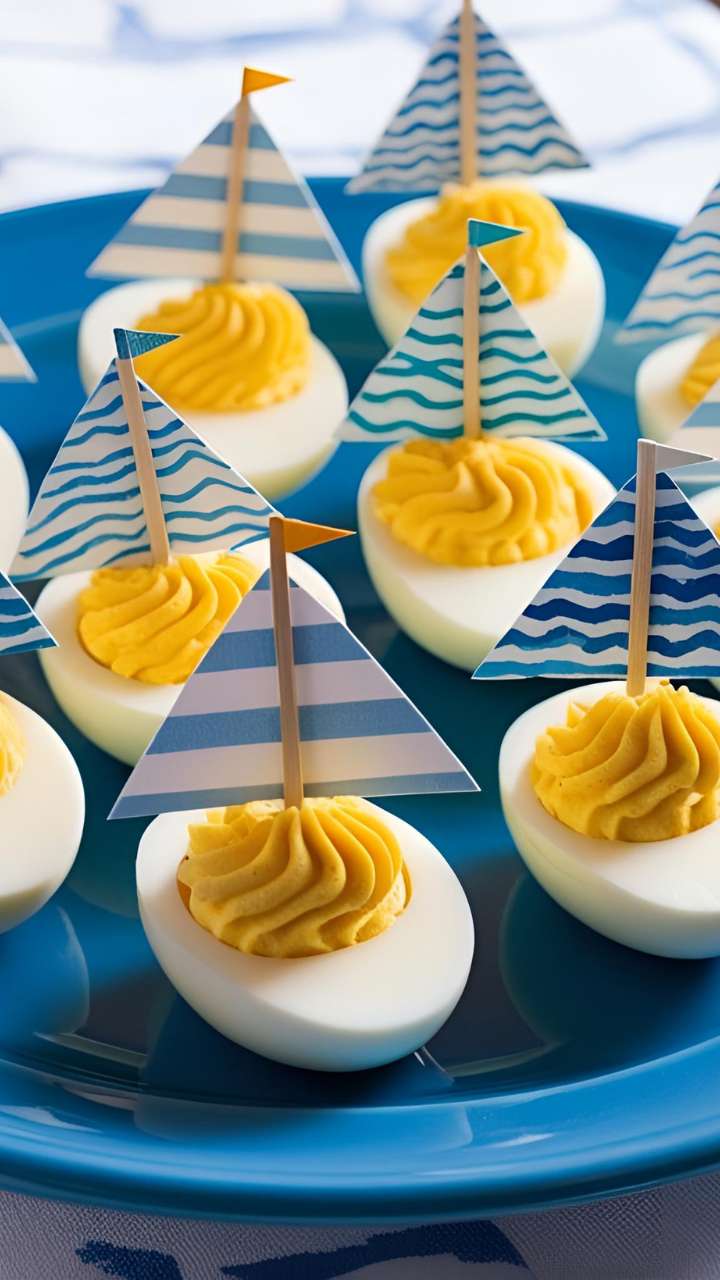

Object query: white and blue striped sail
[111,571,478,817]
[340,258,604,442]
[476,472,720,680]
[667,371,720,487]
[347,7,588,194]
[88,102,358,292]
[0,573,54,657]
[12,355,275,581]
[0,314,35,382]
[617,178,720,345]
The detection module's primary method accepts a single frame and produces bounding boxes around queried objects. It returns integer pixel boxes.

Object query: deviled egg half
[359,438,615,671]
[0,692,84,933]
[137,799,474,1072]
[500,679,720,959]
[78,278,348,501]
[363,182,605,378]
[0,428,28,571]
[635,331,720,445]
[35,541,344,767]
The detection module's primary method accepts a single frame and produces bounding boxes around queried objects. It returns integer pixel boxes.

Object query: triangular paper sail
[12,359,275,580]
[347,7,588,194]
[0,572,54,656]
[88,102,359,292]
[340,259,605,442]
[0,315,35,382]
[475,472,720,679]
[111,572,478,818]
[617,177,720,344]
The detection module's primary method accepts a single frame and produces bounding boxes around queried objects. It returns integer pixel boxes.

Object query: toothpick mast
[626,440,655,698]
[220,90,251,285]
[459,0,478,188]
[269,516,304,810]
[115,346,171,566]
[463,227,481,441]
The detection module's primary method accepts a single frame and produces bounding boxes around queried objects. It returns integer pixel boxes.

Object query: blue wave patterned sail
[112,571,478,818]
[88,102,358,292]
[11,359,275,580]
[0,314,35,382]
[617,178,720,344]
[476,472,720,679]
[347,6,588,193]
[339,259,604,442]
[0,573,54,656]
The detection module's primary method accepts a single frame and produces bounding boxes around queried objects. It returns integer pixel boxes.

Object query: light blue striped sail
[12,355,275,580]
[347,7,588,194]
[617,179,720,344]
[111,571,478,818]
[475,472,720,679]
[88,103,359,292]
[667,373,720,487]
[0,314,35,382]
[0,574,54,657]
[339,258,605,442]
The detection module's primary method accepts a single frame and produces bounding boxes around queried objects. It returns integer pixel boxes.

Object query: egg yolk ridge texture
[179,797,410,959]
[385,181,568,306]
[78,552,260,685]
[0,697,25,796]
[532,681,720,842]
[372,437,593,567]
[680,332,720,408]
[134,281,311,412]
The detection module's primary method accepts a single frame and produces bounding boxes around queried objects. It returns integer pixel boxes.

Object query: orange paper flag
[242,67,292,97]
[275,516,354,555]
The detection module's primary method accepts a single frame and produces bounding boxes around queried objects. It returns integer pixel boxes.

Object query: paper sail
[0,315,35,382]
[12,355,275,580]
[347,6,588,194]
[111,571,478,818]
[617,177,720,345]
[0,573,55,656]
[88,100,359,292]
[475,472,720,680]
[339,258,605,443]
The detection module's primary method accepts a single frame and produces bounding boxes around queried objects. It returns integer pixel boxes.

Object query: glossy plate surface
[0,185,716,1223]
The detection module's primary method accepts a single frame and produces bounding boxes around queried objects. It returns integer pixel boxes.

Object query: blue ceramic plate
[0,185,716,1224]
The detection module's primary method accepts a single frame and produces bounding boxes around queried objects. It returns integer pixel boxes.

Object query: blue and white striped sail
[340,258,604,442]
[347,7,588,194]
[617,178,720,345]
[476,472,720,680]
[0,315,35,382]
[0,573,54,657]
[111,571,478,818]
[667,371,720,487]
[12,355,275,580]
[88,102,358,292]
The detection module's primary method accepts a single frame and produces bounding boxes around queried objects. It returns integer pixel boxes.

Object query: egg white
[77,278,348,501]
[500,680,720,959]
[136,804,474,1072]
[362,196,606,378]
[0,426,28,571]
[634,331,712,446]
[358,443,615,672]
[0,692,85,934]
[34,543,345,768]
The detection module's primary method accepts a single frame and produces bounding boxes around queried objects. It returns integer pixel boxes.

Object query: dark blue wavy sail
[476,472,720,679]
[0,573,54,656]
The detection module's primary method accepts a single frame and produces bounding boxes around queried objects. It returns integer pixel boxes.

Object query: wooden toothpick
[269,515,304,810]
[626,439,656,698]
[463,238,481,440]
[115,354,171,566]
[219,90,251,285]
[459,0,478,187]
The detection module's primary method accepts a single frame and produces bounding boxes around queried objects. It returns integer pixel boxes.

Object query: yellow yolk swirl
[386,181,568,306]
[179,797,410,959]
[680,332,720,408]
[0,697,25,796]
[372,437,593,567]
[532,681,720,842]
[78,552,260,685]
[134,281,311,412]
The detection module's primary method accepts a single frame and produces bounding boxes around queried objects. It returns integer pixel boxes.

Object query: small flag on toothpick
[242,67,292,97]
